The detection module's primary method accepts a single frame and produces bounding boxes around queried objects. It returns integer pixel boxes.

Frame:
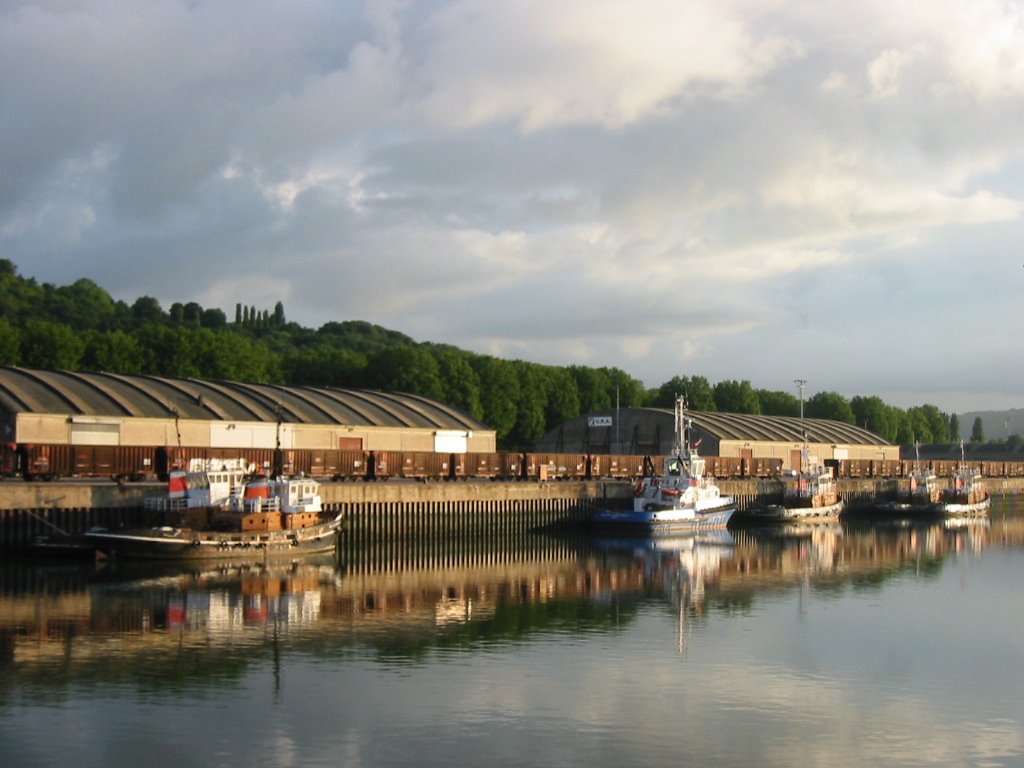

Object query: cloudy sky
[3,0,1023,413]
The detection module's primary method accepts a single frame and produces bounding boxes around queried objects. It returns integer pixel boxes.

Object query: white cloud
[2,0,1024,411]
[418,0,803,131]
[867,45,928,99]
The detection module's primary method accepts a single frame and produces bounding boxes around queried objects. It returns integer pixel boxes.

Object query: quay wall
[3,477,1024,553]
[0,479,631,552]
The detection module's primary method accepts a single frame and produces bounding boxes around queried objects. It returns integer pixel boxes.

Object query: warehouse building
[0,366,494,454]
[535,406,896,471]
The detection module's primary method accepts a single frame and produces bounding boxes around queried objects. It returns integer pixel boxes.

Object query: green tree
[901,405,947,444]
[0,261,42,323]
[273,301,286,327]
[892,409,916,444]
[907,405,950,445]
[757,389,799,417]
[509,362,547,448]
[653,375,716,410]
[201,308,227,329]
[280,346,367,387]
[315,320,415,352]
[130,296,165,326]
[365,346,444,399]
[19,320,85,369]
[601,367,646,408]
[0,317,20,365]
[133,325,200,377]
[434,350,484,420]
[949,413,961,443]
[183,302,203,327]
[970,416,985,443]
[82,330,145,373]
[542,367,581,428]
[805,391,855,424]
[851,395,896,441]
[49,278,118,330]
[196,329,280,382]
[470,356,520,443]
[714,379,760,414]
[569,366,612,413]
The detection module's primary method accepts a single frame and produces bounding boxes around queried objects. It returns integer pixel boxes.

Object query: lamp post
[615,385,620,454]
[794,379,807,419]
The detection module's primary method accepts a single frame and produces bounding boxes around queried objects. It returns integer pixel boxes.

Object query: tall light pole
[794,379,807,419]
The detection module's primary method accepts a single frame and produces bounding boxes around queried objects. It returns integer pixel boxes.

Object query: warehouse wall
[10,413,496,453]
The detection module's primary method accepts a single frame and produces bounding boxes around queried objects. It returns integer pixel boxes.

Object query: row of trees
[0,259,988,448]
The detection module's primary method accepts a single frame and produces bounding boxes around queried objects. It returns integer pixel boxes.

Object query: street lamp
[794,379,807,419]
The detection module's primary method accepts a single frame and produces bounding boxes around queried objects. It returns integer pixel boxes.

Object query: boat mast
[673,396,687,459]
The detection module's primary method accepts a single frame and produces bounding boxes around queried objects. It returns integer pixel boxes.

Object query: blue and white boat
[589,397,735,534]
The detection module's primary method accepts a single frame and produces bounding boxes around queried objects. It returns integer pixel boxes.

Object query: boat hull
[85,514,344,560]
[869,496,990,519]
[872,499,936,516]
[932,497,990,518]
[744,498,844,523]
[588,504,735,534]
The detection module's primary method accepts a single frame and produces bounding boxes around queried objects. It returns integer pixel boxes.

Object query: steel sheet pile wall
[0,506,158,551]
[337,495,598,573]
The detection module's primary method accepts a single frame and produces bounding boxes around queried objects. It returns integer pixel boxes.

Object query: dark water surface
[3,497,1024,768]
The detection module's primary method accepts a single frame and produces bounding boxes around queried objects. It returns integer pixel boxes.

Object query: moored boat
[746,446,844,523]
[588,397,735,534]
[86,458,343,560]
[873,443,941,516]
[932,445,990,518]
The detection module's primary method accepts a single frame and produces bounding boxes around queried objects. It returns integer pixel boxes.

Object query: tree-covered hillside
[0,259,979,448]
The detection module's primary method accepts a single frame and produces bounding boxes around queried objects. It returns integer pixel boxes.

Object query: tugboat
[875,442,941,515]
[748,443,844,523]
[589,397,735,534]
[932,443,990,518]
[86,458,343,560]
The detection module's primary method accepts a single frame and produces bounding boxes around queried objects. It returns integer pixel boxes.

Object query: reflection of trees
[0,515,1016,693]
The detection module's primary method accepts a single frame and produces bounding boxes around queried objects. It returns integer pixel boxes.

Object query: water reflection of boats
[588,529,735,552]
[737,520,844,540]
[588,397,734,533]
[942,515,991,531]
[589,528,733,641]
[89,553,341,589]
[4,512,1019,685]
[86,556,342,637]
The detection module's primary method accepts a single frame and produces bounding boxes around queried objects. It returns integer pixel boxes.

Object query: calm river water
[3,496,1024,768]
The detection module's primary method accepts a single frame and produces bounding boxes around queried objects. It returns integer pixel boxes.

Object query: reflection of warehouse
[0,366,495,454]
[536,407,895,471]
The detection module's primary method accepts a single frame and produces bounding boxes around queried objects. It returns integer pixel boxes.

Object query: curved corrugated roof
[537,406,889,450]
[688,410,888,445]
[0,366,484,431]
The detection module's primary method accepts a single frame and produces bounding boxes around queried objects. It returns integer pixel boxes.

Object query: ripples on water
[2,497,1024,767]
